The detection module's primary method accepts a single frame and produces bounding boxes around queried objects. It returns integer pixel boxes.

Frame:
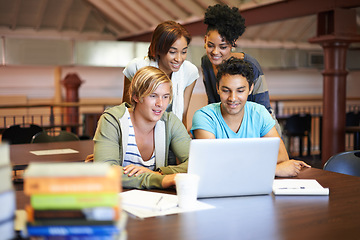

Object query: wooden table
[15,167,360,240]
[123,168,360,240]
[10,140,94,170]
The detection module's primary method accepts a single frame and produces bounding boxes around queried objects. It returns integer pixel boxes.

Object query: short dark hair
[216,57,254,88]
[204,4,246,47]
[148,21,191,60]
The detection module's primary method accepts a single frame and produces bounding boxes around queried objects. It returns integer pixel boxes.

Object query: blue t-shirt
[191,102,275,138]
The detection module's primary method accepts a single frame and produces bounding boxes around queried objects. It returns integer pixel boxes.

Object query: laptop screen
[188,137,280,198]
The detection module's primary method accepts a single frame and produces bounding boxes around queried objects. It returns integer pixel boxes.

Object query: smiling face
[158,36,188,76]
[134,82,171,123]
[205,30,232,66]
[217,74,253,118]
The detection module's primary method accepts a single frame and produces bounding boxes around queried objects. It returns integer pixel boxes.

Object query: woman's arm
[182,80,197,129]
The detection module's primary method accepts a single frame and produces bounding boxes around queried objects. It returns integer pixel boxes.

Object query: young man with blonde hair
[94,66,191,189]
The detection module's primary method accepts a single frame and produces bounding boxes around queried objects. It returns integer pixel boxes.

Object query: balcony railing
[0,102,119,138]
[1,97,359,156]
[270,96,360,156]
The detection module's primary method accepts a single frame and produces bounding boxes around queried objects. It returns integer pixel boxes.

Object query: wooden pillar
[54,67,63,103]
[52,67,63,126]
[309,8,360,166]
[321,42,348,164]
[62,73,83,134]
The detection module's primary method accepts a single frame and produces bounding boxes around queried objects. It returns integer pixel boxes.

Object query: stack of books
[0,143,16,239]
[24,162,127,240]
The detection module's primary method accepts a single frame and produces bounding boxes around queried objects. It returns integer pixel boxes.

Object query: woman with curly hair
[122,21,199,129]
[202,4,281,134]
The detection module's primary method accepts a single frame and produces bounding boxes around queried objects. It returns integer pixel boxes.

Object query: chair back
[346,112,360,126]
[284,113,312,136]
[31,130,80,143]
[323,150,360,177]
[1,124,43,144]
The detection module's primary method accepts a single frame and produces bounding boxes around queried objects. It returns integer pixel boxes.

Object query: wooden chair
[346,112,360,150]
[31,130,80,143]
[346,112,360,126]
[1,124,43,144]
[283,113,312,157]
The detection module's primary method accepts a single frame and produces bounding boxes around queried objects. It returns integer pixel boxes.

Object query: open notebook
[188,138,280,198]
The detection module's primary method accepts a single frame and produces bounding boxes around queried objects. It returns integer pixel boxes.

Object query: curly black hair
[216,57,254,88]
[204,4,246,47]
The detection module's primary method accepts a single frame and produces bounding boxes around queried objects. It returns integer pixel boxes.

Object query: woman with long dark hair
[122,21,199,129]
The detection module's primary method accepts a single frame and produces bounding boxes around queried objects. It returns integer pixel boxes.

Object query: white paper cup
[175,173,200,209]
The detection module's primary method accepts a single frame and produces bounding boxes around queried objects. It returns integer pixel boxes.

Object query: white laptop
[187,137,280,198]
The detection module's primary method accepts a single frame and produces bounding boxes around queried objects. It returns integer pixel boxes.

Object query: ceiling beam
[106,0,145,30]
[57,0,73,31]
[295,17,316,42]
[137,0,174,22]
[122,0,159,26]
[78,4,91,32]
[35,0,48,30]
[119,0,360,41]
[153,0,190,19]
[279,18,304,42]
[194,0,218,10]
[11,0,21,30]
[174,0,204,16]
[266,21,286,42]
[86,0,136,33]
[240,0,360,26]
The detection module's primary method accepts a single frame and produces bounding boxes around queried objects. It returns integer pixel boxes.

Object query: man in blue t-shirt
[191,57,310,177]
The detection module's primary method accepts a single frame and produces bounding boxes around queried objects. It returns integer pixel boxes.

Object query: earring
[231,47,236,52]
[204,44,206,49]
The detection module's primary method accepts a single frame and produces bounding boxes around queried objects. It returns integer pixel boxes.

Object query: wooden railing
[270,96,360,156]
[0,101,121,137]
[1,97,359,155]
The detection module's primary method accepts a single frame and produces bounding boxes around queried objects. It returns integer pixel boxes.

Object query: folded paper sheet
[272,179,329,195]
[120,190,215,219]
[30,149,79,156]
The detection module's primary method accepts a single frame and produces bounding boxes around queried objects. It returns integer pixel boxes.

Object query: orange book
[24,166,121,195]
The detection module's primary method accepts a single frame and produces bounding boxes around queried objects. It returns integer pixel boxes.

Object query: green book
[31,193,119,210]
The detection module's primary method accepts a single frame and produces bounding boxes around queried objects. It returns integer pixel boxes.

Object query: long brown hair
[148,21,191,60]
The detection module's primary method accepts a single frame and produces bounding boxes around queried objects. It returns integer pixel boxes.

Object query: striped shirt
[123,109,156,170]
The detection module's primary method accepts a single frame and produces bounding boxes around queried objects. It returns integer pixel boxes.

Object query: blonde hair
[128,66,172,107]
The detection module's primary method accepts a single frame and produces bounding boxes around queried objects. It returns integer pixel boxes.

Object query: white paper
[30,148,79,156]
[0,143,10,165]
[121,190,178,211]
[14,210,27,232]
[273,179,329,195]
[120,190,215,219]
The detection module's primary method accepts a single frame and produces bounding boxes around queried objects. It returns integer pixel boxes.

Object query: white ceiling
[0,0,359,49]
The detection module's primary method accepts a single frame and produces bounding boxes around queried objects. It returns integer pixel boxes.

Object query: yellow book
[24,162,121,195]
